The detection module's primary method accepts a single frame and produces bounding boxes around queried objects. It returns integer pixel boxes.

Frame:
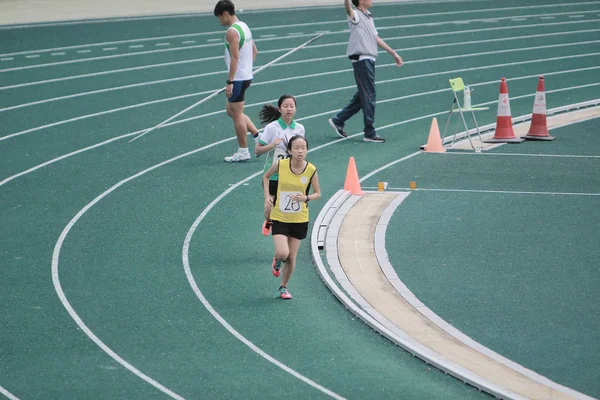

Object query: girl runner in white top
[255,95,305,236]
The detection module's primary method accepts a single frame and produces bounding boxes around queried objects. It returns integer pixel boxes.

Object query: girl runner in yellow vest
[255,95,305,236]
[262,136,321,299]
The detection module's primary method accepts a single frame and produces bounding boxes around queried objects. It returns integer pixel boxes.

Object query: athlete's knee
[274,249,289,262]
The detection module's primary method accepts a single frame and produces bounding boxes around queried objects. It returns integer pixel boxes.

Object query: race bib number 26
[278,192,303,213]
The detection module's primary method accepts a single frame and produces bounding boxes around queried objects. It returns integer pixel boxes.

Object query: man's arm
[344,0,355,19]
[252,41,258,62]
[376,36,403,66]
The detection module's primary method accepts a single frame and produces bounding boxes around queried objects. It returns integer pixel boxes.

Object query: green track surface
[1,1,599,398]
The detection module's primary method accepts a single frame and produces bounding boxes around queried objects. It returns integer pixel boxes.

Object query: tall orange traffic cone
[523,76,555,141]
[484,78,524,143]
[423,117,446,152]
[344,156,364,195]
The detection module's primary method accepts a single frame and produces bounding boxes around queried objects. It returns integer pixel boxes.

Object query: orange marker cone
[484,78,524,143]
[344,156,364,195]
[523,76,555,141]
[423,117,446,152]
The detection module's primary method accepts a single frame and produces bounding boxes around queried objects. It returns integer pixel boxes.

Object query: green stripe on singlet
[225,23,245,54]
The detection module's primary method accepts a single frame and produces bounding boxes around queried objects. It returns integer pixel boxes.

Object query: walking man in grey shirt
[329,0,403,143]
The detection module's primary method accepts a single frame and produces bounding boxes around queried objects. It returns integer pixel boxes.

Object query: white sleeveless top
[224,21,254,81]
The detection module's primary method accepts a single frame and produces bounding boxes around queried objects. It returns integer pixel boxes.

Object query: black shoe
[364,134,386,143]
[328,118,348,138]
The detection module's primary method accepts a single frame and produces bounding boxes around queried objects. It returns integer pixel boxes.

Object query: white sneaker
[224,151,251,163]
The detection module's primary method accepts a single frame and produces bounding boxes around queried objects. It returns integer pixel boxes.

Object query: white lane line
[183,183,346,400]
[569,15,585,18]
[288,32,304,36]
[260,34,276,38]
[3,18,598,89]
[2,74,598,189]
[181,40,196,44]
[0,40,233,73]
[541,16,556,20]
[102,47,117,51]
[3,11,600,72]
[273,37,600,68]
[0,24,600,106]
[25,54,40,58]
[206,38,221,42]
[3,49,599,141]
[440,152,600,159]
[52,183,187,400]
[50,52,66,56]
[76,49,91,53]
[511,18,527,21]
[5,26,600,112]
[129,44,144,49]
[379,187,600,197]
[155,42,170,47]
[0,385,20,400]
[1,57,14,61]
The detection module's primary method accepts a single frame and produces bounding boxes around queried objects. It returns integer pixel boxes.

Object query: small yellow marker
[409,181,417,190]
[377,182,385,191]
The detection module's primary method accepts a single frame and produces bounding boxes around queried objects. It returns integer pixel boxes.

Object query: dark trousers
[332,59,376,137]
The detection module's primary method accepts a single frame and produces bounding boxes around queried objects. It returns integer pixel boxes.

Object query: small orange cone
[423,117,446,152]
[484,78,524,143]
[523,76,555,141]
[344,156,364,195]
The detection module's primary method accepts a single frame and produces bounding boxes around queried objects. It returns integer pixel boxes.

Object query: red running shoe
[271,257,282,277]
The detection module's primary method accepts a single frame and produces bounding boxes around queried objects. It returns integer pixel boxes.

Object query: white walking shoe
[224,151,251,163]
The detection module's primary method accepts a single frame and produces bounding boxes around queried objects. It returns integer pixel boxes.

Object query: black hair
[351,0,359,6]
[214,0,235,16]
[258,94,297,126]
[287,135,308,152]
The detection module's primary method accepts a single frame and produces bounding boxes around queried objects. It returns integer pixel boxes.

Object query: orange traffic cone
[523,76,555,141]
[423,117,446,152]
[484,78,524,143]
[344,156,364,195]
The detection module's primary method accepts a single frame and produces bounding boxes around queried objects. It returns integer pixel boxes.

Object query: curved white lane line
[51,132,348,397]
[3,46,599,143]
[50,138,233,399]
[2,68,600,188]
[4,27,599,112]
[181,175,346,400]
[3,17,596,91]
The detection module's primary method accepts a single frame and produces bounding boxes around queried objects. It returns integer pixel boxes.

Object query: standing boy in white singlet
[214,0,260,162]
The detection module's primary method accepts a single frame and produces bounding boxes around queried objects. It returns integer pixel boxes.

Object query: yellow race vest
[270,158,317,223]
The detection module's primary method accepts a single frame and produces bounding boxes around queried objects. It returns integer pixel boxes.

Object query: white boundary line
[0,385,20,400]
[3,49,599,143]
[4,27,599,112]
[309,188,525,400]
[365,187,600,196]
[3,17,597,90]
